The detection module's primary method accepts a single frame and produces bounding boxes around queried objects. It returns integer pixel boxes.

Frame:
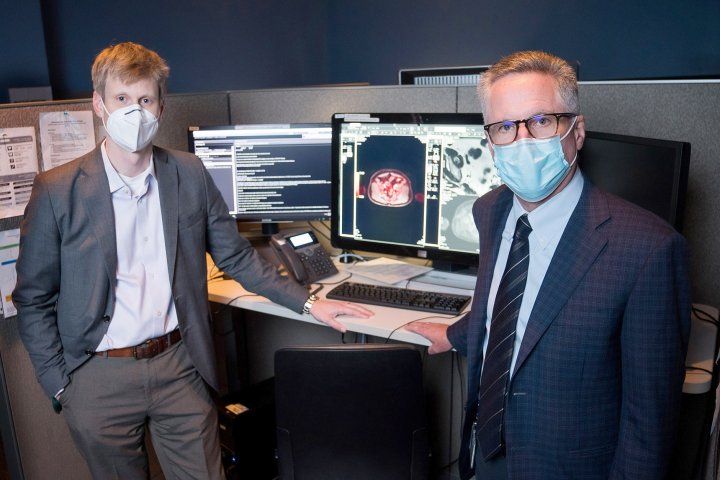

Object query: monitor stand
[261,222,280,236]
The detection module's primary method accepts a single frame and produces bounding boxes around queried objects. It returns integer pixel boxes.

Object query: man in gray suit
[13,42,371,479]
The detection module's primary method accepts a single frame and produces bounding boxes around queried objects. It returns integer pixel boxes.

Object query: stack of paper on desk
[343,257,432,285]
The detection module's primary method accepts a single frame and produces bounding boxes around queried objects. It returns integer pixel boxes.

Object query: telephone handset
[270,230,339,285]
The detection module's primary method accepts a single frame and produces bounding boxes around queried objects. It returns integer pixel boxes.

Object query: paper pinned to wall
[0,228,20,318]
[0,126,39,217]
[39,110,96,171]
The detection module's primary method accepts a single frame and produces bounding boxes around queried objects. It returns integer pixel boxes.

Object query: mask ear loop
[485,131,500,174]
[560,115,580,167]
[155,97,165,124]
[98,97,111,132]
[559,115,579,141]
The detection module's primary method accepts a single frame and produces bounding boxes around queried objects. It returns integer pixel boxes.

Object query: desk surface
[208,270,716,395]
[207,268,473,346]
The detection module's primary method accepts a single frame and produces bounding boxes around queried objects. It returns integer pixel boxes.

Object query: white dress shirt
[95,142,178,351]
[482,169,584,377]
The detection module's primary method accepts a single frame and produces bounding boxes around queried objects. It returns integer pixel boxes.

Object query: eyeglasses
[483,113,577,145]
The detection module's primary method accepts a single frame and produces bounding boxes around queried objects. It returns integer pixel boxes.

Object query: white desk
[683,304,719,394]
[209,270,714,395]
[207,268,473,346]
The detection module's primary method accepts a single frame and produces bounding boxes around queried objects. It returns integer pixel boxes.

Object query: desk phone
[270,230,338,285]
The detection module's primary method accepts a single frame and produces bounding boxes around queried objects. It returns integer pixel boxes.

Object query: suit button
[85,349,94,356]
[102,315,110,322]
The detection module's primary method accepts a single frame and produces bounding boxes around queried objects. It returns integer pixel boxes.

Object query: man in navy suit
[407,51,690,479]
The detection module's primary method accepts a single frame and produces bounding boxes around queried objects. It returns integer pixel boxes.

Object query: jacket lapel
[78,148,117,285]
[153,147,179,287]
[469,188,513,361]
[511,180,610,376]
[479,189,514,310]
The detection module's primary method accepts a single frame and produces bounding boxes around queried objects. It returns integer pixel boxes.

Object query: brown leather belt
[95,329,182,359]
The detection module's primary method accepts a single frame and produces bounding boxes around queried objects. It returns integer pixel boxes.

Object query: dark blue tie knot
[515,214,532,241]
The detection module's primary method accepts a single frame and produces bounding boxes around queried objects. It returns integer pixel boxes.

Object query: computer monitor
[580,131,690,232]
[331,113,499,268]
[188,124,332,234]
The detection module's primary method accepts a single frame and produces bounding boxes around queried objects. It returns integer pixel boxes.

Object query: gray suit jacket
[13,145,309,398]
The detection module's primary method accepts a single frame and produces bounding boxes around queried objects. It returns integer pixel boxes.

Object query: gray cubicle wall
[0,99,99,480]
[459,82,720,307]
[0,99,100,161]
[157,92,229,151]
[228,85,457,123]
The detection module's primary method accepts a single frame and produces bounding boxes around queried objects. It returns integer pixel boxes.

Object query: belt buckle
[134,338,160,359]
[145,338,160,358]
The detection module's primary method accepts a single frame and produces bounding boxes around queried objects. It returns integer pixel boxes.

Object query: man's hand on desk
[309,299,374,333]
[405,322,452,354]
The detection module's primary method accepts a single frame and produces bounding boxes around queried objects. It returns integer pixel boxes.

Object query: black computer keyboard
[326,281,471,315]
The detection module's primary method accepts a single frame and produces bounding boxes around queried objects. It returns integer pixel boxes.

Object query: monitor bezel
[581,130,690,232]
[188,123,333,223]
[330,113,485,267]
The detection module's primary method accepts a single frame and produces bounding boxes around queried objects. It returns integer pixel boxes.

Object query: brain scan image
[443,138,500,197]
[352,135,425,246]
[367,169,413,207]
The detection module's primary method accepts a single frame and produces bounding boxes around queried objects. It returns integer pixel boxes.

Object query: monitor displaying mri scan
[330,113,498,266]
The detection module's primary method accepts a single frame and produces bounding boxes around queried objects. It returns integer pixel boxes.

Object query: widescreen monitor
[580,131,690,232]
[331,113,498,268]
[189,124,332,234]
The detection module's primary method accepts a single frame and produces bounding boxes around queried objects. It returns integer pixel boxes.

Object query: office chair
[274,344,430,480]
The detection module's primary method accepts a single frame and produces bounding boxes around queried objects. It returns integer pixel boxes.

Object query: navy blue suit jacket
[447,178,691,479]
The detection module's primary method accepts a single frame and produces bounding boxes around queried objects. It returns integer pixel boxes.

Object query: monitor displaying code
[189,124,332,221]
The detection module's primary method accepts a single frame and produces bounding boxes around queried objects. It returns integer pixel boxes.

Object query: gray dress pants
[59,340,224,480]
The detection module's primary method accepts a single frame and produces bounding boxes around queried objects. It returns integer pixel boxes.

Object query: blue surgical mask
[491,117,578,202]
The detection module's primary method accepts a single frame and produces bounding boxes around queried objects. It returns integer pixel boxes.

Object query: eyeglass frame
[483,112,578,145]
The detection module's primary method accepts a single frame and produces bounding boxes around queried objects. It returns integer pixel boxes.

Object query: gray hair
[478,51,579,114]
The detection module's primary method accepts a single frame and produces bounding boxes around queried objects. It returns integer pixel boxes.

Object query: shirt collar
[101,141,155,193]
[504,169,584,251]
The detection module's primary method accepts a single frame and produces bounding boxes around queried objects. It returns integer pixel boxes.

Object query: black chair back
[274,344,430,480]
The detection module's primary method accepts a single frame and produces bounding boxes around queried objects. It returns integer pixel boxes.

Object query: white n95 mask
[101,100,159,153]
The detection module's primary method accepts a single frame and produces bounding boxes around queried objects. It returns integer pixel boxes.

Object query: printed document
[0,127,39,216]
[39,110,96,171]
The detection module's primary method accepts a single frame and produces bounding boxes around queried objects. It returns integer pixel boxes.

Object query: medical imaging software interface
[191,125,332,220]
[337,122,499,254]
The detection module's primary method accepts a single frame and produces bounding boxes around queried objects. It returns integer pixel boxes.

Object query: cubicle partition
[581,82,720,307]
[158,92,230,150]
[0,80,718,479]
[228,85,457,123]
[0,100,98,480]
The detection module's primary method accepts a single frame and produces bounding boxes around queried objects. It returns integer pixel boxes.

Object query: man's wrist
[302,294,319,314]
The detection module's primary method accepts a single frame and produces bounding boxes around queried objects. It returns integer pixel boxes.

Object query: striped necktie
[476,213,532,461]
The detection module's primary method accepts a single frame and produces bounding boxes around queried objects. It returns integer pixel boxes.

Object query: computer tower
[218,378,277,480]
